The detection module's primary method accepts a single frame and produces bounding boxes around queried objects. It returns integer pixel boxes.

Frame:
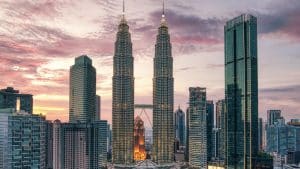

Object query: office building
[112,4,135,165]
[46,121,53,169]
[225,14,258,168]
[207,100,214,161]
[96,95,101,120]
[216,99,226,160]
[134,116,146,161]
[152,5,174,164]
[0,108,46,169]
[267,110,283,126]
[188,87,207,168]
[69,55,96,123]
[60,121,108,168]
[174,106,185,147]
[0,87,33,113]
[53,119,62,169]
[266,119,300,156]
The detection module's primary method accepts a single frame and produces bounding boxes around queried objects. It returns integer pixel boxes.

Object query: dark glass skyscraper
[152,10,174,164]
[206,100,214,161]
[174,107,185,146]
[112,12,134,164]
[69,55,96,123]
[225,14,258,169]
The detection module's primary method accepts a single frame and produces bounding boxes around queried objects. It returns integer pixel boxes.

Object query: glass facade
[69,55,96,123]
[152,15,174,164]
[174,107,185,147]
[112,15,134,164]
[0,109,46,169]
[225,14,258,169]
[188,87,207,169]
[207,100,214,161]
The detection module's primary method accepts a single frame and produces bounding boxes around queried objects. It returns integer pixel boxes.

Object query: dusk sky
[0,0,299,124]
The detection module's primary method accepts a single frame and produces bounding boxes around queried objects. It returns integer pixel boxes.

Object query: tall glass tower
[152,3,174,164]
[69,55,96,123]
[112,3,134,165]
[187,87,207,169]
[225,14,258,169]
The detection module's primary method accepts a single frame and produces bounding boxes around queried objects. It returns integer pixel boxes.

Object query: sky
[0,0,299,125]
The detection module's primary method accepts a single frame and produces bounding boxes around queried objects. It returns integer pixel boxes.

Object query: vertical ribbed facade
[153,16,174,164]
[206,100,214,161]
[188,87,207,169]
[225,14,258,169]
[112,16,134,164]
[174,107,185,147]
[69,55,96,123]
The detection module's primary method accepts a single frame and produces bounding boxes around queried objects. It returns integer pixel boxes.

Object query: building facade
[188,87,207,168]
[216,99,226,160]
[112,13,135,165]
[59,121,108,169]
[207,100,214,161]
[0,87,33,113]
[267,110,283,126]
[53,119,62,169]
[69,55,96,123]
[46,121,53,169]
[152,11,174,164]
[0,109,46,169]
[95,95,101,120]
[174,106,185,147]
[225,14,258,168]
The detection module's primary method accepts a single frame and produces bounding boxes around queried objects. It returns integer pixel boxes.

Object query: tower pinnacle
[121,0,127,24]
[161,0,167,26]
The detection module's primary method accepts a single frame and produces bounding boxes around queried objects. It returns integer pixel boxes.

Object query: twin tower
[112,1,174,165]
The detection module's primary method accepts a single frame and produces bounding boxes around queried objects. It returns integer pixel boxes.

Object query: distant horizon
[1,0,299,124]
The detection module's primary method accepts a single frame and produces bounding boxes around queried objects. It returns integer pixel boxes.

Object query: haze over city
[1,0,299,124]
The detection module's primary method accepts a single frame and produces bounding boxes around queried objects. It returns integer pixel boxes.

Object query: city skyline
[0,0,300,124]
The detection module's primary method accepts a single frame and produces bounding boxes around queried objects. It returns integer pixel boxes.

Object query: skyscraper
[225,14,258,168]
[207,100,214,161]
[267,110,283,126]
[152,2,174,164]
[258,118,263,151]
[95,95,101,120]
[174,106,185,147]
[216,99,226,160]
[112,2,134,164]
[53,119,62,169]
[188,87,207,169]
[46,120,53,169]
[69,55,96,123]
[0,87,33,114]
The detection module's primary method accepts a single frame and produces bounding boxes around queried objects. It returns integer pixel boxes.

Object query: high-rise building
[266,119,300,156]
[267,110,283,126]
[0,108,46,169]
[0,87,33,114]
[46,121,53,169]
[207,100,214,161]
[96,95,101,120]
[258,118,264,151]
[60,121,108,168]
[112,4,134,164]
[216,99,226,160]
[188,87,207,168]
[174,106,185,147]
[134,116,146,161]
[225,14,258,168]
[52,119,62,169]
[152,5,174,164]
[69,55,96,123]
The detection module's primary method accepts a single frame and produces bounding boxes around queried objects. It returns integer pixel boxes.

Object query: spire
[121,0,127,24]
[160,0,167,26]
